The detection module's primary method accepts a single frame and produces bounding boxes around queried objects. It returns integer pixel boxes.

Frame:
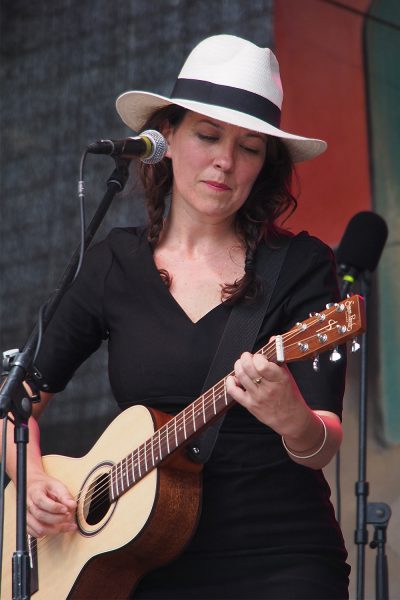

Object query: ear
[159,120,173,158]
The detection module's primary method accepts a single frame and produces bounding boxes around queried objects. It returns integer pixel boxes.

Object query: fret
[144,440,148,473]
[166,422,171,455]
[133,452,139,481]
[110,466,115,501]
[125,456,130,488]
[202,395,206,424]
[174,417,178,448]
[158,429,163,460]
[119,459,125,494]
[223,383,228,405]
[192,402,196,432]
[130,452,136,484]
[121,460,126,493]
[151,436,155,466]
[115,463,120,497]
[183,409,187,439]
[118,460,123,494]
[138,447,142,478]
[212,386,217,415]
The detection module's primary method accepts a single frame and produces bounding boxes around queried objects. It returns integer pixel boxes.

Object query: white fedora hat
[116,34,327,163]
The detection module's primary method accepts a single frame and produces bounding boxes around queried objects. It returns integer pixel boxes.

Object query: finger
[27,513,77,538]
[28,502,74,527]
[226,375,251,406]
[30,492,71,515]
[235,354,265,390]
[32,482,76,514]
[46,481,77,509]
[253,354,287,383]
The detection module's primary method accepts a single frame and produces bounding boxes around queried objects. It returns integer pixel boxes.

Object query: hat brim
[116,91,327,163]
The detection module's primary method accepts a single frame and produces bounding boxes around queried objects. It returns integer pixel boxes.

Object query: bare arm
[225,352,343,470]
[1,390,77,537]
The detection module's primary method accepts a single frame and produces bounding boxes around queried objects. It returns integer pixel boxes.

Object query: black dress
[35,227,350,599]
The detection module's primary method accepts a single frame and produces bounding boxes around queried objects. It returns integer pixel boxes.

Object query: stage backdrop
[0,0,274,456]
[275,0,400,443]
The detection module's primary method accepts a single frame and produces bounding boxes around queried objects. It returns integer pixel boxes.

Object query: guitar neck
[109,295,365,502]
[109,339,278,501]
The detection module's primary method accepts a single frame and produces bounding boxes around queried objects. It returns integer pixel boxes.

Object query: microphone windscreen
[336,211,388,272]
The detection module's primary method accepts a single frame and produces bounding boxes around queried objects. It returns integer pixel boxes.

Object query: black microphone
[336,211,388,296]
[87,129,168,164]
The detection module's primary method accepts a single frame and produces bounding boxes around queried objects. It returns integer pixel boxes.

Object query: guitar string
[33,308,349,561]
[35,308,344,560]
[35,309,346,565]
[87,308,344,509]
[68,322,318,512]
[32,307,348,557]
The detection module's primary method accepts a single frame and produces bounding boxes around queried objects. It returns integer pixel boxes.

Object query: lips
[203,180,231,191]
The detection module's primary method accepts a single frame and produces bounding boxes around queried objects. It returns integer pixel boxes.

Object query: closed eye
[197,133,218,142]
[240,145,261,155]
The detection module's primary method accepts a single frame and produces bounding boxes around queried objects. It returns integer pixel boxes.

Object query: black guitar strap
[187,236,292,463]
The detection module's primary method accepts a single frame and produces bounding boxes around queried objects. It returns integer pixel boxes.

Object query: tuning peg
[351,338,361,353]
[329,346,342,362]
[312,356,320,372]
[309,311,326,322]
[325,302,345,312]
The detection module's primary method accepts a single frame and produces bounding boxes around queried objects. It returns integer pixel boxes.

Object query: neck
[158,210,242,260]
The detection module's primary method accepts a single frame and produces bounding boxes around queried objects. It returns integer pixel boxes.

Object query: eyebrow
[197,119,266,141]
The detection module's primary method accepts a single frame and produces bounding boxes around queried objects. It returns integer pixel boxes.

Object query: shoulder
[260,229,335,276]
[281,230,334,261]
[72,226,148,289]
[273,230,336,275]
[84,226,148,264]
[90,226,147,254]
[290,230,334,255]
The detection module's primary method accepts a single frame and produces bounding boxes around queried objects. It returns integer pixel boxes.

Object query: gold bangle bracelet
[282,414,327,459]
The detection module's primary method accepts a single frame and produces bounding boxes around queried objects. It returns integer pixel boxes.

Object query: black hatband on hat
[171,79,281,128]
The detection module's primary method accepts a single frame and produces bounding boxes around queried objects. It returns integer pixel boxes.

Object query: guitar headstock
[282,294,366,363]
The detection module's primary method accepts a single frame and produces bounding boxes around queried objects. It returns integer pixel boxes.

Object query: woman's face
[164,111,267,224]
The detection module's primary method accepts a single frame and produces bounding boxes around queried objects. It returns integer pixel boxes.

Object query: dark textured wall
[0,0,273,455]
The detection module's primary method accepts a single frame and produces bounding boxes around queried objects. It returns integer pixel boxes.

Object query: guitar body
[1,405,202,599]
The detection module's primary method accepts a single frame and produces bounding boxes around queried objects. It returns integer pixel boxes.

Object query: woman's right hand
[27,472,77,538]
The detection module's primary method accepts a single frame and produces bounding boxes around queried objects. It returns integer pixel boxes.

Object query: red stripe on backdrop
[274,0,372,246]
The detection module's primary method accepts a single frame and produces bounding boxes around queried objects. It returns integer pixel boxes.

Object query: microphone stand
[0,157,131,600]
[354,273,391,600]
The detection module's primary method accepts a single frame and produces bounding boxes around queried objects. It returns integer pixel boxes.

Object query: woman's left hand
[226,351,344,469]
[225,351,310,439]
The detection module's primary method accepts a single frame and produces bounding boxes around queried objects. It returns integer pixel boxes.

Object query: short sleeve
[258,232,347,419]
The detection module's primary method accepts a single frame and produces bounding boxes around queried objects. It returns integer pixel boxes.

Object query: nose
[213,140,235,172]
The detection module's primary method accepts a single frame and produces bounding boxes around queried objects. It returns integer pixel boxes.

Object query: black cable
[320,0,400,31]
[32,150,88,366]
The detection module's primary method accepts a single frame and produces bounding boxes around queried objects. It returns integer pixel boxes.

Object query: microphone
[87,129,168,164]
[336,211,388,296]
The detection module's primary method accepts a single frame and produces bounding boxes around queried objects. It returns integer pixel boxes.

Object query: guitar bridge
[28,534,39,594]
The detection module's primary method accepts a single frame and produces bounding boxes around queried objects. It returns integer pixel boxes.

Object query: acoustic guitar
[1,295,365,599]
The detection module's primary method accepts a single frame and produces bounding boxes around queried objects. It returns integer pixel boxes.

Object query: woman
[6,35,350,598]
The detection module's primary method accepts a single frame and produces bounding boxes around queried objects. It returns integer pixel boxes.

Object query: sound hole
[84,472,111,525]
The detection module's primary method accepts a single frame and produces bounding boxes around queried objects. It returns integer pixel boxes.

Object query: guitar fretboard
[109,375,239,501]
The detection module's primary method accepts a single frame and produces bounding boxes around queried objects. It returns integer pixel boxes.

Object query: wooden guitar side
[1,405,202,599]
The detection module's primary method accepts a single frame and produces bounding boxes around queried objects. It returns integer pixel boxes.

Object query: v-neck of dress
[144,239,227,326]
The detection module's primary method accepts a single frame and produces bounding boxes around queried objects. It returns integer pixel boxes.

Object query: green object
[366,0,400,443]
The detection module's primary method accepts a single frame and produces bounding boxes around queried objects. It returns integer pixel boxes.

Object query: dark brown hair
[137,104,297,304]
